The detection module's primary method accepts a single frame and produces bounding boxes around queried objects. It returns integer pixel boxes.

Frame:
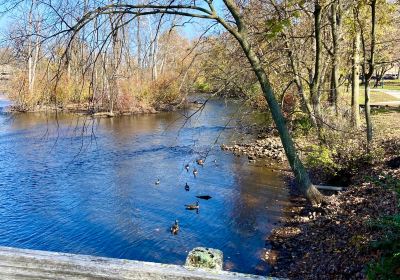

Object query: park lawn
[359,90,399,104]
[382,84,400,90]
[375,79,400,90]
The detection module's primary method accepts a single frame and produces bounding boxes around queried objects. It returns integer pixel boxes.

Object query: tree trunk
[351,30,360,128]
[237,33,323,204]
[330,0,342,114]
[28,0,35,95]
[287,47,317,126]
[310,1,323,126]
[331,63,340,112]
[220,0,323,204]
[365,0,377,144]
[329,68,335,106]
[136,17,142,82]
[365,82,372,142]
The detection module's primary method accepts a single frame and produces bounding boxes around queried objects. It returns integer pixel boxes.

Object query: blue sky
[0,0,228,43]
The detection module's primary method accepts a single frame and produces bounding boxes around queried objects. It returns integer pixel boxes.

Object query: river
[0,97,288,275]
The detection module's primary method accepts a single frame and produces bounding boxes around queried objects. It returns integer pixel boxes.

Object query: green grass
[359,91,399,104]
[372,79,400,91]
[382,79,400,90]
[382,85,400,91]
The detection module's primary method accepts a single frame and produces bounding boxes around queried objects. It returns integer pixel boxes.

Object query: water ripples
[0,99,288,274]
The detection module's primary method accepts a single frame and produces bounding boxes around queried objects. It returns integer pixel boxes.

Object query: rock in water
[185,247,223,270]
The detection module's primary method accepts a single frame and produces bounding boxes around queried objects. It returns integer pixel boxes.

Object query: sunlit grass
[383,78,400,88]
[372,79,400,91]
[359,91,399,104]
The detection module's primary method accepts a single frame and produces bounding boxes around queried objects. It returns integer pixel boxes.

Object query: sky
[0,0,228,44]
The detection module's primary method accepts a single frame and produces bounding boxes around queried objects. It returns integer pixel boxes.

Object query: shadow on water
[0,98,288,275]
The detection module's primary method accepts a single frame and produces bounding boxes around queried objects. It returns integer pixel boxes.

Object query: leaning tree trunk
[237,33,323,204]
[221,0,323,204]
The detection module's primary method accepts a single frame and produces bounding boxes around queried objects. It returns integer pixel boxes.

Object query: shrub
[292,114,313,135]
[150,75,182,107]
[305,145,338,174]
[194,77,212,92]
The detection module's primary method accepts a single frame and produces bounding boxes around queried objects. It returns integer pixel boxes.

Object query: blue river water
[0,97,288,274]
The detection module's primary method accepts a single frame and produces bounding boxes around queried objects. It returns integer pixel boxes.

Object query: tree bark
[287,47,317,126]
[365,82,372,142]
[351,30,360,128]
[310,1,323,126]
[28,0,35,95]
[329,0,342,114]
[364,0,377,144]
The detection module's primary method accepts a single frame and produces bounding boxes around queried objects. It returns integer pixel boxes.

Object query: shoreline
[265,145,399,279]
[2,93,214,117]
[4,101,205,117]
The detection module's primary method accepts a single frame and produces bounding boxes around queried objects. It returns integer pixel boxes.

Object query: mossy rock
[185,247,223,270]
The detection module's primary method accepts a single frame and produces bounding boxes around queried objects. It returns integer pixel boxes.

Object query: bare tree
[1,0,324,203]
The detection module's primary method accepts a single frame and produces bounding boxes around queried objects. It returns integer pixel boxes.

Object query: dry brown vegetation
[0,0,399,278]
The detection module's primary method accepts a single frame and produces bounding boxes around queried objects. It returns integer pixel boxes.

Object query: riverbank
[268,155,399,279]
[265,112,400,279]
[4,93,212,117]
[8,103,161,116]
[220,109,400,278]
[221,137,286,162]
[6,99,203,117]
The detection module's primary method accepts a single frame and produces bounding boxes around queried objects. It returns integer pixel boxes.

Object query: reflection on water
[0,98,288,274]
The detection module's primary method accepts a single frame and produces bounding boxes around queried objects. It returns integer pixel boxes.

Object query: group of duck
[155,158,212,235]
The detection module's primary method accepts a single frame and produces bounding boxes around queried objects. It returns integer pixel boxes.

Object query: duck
[170,220,179,235]
[185,182,190,191]
[155,178,160,185]
[196,195,212,200]
[193,168,198,177]
[196,159,204,166]
[185,200,200,210]
[184,164,190,172]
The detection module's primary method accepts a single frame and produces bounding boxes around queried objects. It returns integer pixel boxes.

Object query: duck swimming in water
[155,178,160,185]
[196,195,212,200]
[185,200,199,210]
[196,159,204,166]
[193,168,198,177]
[184,164,190,172]
[170,220,179,235]
[185,182,190,191]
